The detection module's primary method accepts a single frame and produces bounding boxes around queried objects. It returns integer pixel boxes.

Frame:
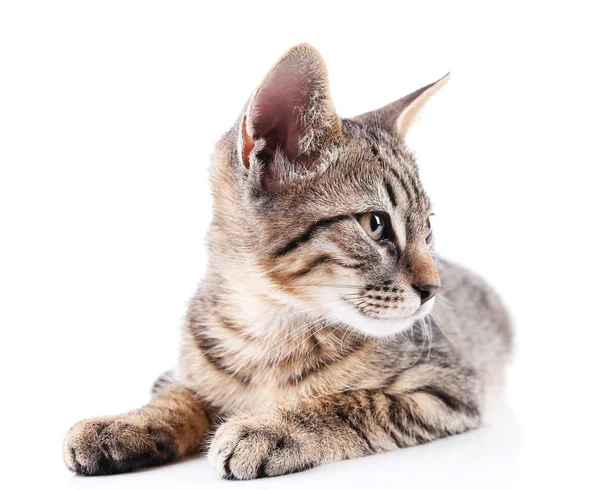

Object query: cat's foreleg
[63,378,212,475]
[208,372,481,479]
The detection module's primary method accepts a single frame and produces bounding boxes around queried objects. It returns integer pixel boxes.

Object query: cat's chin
[330,299,435,338]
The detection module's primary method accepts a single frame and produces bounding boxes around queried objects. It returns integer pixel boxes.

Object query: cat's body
[64,45,512,479]
[180,257,511,414]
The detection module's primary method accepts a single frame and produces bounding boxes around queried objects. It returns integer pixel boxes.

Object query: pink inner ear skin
[254,100,300,161]
[242,44,341,191]
[249,63,309,162]
[241,116,255,169]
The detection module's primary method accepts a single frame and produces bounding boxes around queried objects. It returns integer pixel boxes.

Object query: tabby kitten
[63,44,512,479]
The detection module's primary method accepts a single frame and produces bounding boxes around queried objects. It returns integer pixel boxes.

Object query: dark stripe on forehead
[369,134,426,209]
[274,215,351,257]
[384,180,397,207]
[404,167,423,205]
[388,167,414,205]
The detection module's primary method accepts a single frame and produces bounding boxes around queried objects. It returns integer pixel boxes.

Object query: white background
[1,1,599,488]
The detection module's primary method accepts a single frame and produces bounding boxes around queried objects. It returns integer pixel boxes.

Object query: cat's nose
[412,284,439,305]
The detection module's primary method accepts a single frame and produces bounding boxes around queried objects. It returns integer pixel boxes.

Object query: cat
[63,44,512,479]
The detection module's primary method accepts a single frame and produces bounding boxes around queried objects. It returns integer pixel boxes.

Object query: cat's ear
[352,73,449,138]
[240,44,341,189]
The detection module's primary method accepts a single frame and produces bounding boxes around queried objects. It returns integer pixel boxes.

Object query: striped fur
[64,44,512,479]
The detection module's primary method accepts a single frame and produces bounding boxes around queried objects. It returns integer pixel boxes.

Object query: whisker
[303,323,343,360]
[248,316,327,366]
[339,325,352,355]
[236,303,327,337]
[412,320,427,365]
[262,299,361,378]
[435,293,454,309]
[229,311,331,373]
[429,310,458,348]
[425,316,433,361]
[262,315,338,377]
[281,284,365,290]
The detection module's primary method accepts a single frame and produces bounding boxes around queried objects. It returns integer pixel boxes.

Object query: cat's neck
[196,269,368,380]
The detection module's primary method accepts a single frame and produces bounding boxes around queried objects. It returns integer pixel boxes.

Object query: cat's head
[213,44,448,338]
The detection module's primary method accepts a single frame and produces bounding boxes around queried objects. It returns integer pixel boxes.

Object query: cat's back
[432,257,513,388]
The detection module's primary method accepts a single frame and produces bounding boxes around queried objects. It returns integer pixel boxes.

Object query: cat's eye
[359,213,387,241]
[425,216,433,243]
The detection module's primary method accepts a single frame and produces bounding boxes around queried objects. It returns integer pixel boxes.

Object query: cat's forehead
[317,120,429,211]
[340,120,415,168]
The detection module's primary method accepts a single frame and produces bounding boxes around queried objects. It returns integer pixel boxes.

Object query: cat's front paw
[208,413,316,479]
[63,415,176,475]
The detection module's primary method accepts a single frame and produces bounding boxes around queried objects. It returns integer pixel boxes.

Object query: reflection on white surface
[66,396,523,490]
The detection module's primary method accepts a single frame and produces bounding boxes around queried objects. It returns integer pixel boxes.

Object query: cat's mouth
[353,300,433,322]
[334,297,435,337]
[340,291,434,320]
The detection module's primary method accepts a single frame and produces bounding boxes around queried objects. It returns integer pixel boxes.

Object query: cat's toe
[63,416,176,475]
[64,417,109,475]
[208,423,272,479]
[208,416,311,479]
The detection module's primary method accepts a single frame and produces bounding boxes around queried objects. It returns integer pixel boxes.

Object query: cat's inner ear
[240,44,341,176]
[352,73,450,139]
